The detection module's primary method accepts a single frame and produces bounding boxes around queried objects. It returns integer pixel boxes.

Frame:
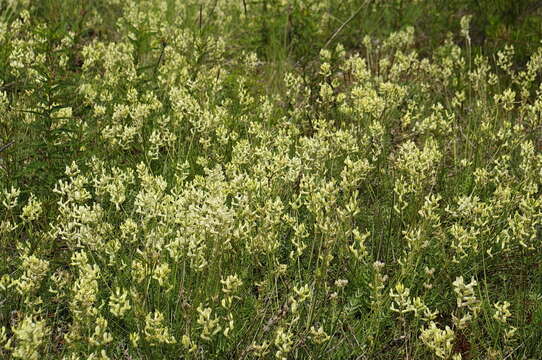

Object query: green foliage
[0,1,541,360]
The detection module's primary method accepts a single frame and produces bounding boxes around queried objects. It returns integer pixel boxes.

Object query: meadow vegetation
[0,0,541,359]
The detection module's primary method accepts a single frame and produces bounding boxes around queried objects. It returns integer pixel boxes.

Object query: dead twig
[322,0,373,50]
[0,141,14,153]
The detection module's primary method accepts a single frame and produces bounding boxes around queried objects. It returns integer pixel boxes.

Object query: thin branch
[0,141,14,153]
[322,0,372,50]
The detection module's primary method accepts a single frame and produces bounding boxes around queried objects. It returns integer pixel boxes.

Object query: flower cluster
[0,2,540,359]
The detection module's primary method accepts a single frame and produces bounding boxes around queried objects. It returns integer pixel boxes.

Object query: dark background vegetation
[252,0,542,66]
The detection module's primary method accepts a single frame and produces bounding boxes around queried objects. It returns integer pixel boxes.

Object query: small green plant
[0,1,541,359]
